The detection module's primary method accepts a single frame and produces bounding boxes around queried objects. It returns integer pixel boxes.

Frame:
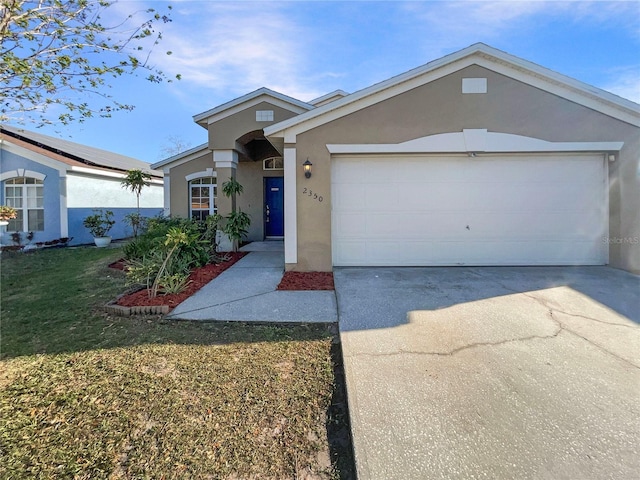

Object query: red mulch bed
[277,271,334,291]
[114,252,247,309]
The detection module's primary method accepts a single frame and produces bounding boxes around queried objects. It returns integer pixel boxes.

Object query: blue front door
[264,177,284,237]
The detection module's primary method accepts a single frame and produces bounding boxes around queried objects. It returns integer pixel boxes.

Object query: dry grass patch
[0,247,353,478]
[1,339,336,479]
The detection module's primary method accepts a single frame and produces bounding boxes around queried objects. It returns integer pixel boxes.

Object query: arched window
[263,157,284,170]
[4,177,44,231]
[189,177,217,221]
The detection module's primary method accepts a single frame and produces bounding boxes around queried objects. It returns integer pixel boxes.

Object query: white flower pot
[94,236,112,248]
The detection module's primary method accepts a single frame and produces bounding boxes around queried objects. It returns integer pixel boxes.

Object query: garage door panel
[365,184,398,210]
[333,212,367,236]
[333,183,366,210]
[361,211,602,239]
[332,155,607,266]
[335,239,604,266]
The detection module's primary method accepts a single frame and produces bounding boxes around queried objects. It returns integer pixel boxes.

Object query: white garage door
[331,154,607,266]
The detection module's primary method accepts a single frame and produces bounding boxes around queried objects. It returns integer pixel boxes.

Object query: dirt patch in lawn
[115,252,247,310]
[277,272,335,291]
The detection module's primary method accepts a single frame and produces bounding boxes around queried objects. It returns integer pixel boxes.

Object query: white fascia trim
[265,43,640,138]
[1,141,68,173]
[0,169,47,181]
[193,88,314,124]
[327,130,625,155]
[151,143,210,170]
[284,148,297,264]
[185,168,216,181]
[68,165,164,184]
[213,150,238,169]
[309,90,350,106]
[267,56,477,141]
[473,56,640,127]
[205,96,311,126]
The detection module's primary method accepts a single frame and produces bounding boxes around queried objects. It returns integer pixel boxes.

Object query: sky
[5,0,640,165]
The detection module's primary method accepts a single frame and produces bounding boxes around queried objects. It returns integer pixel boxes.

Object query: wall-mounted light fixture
[608,154,616,162]
[303,159,313,178]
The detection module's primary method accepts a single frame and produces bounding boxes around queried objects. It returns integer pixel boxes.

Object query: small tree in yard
[220,177,251,252]
[121,168,151,236]
[1,0,178,126]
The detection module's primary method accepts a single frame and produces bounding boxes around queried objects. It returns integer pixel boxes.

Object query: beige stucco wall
[290,65,640,273]
[168,152,214,218]
[210,101,302,150]
[236,161,283,241]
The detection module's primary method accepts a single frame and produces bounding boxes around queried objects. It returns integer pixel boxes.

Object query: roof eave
[192,87,314,125]
[264,42,640,138]
[151,143,210,170]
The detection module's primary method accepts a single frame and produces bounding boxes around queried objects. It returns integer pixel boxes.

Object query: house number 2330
[302,188,323,202]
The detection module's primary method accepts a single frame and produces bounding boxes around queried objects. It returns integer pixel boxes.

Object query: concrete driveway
[334,266,639,480]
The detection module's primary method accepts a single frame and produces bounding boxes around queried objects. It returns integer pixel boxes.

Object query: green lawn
[0,247,353,479]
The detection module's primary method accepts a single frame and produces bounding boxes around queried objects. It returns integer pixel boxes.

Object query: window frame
[188,176,217,221]
[263,157,284,171]
[3,177,45,231]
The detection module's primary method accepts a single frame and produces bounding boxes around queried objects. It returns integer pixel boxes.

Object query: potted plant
[0,206,16,248]
[83,209,115,247]
[0,205,17,223]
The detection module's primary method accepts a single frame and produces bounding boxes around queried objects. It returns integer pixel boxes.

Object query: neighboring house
[152,43,640,274]
[0,125,163,246]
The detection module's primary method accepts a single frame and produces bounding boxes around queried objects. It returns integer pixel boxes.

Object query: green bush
[123,215,219,297]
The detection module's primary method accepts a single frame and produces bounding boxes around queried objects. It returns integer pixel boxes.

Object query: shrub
[83,209,115,237]
[123,215,219,297]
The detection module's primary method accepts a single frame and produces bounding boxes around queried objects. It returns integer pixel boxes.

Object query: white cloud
[149,2,324,102]
[603,66,640,103]
[401,0,640,58]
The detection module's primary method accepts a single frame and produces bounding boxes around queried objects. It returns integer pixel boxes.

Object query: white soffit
[264,43,640,141]
[151,143,211,170]
[326,130,624,154]
[193,87,314,125]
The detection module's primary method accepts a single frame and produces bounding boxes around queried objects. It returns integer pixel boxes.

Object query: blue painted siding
[68,208,164,245]
[0,150,62,244]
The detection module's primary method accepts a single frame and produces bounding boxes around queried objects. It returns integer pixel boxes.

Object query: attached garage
[264,44,639,273]
[332,152,609,267]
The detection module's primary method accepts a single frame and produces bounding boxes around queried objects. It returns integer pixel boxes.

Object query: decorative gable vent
[462,78,488,94]
[256,110,274,121]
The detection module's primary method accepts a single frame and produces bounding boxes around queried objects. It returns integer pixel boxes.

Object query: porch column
[283,147,297,265]
[213,149,238,251]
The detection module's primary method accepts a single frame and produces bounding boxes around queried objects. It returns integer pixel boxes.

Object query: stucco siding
[68,207,163,245]
[66,172,163,209]
[291,65,639,272]
[167,153,214,218]
[0,149,63,244]
[210,101,301,150]
[236,160,284,241]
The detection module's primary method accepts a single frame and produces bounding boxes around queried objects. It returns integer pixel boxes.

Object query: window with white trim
[4,177,44,231]
[189,177,217,221]
[263,157,284,170]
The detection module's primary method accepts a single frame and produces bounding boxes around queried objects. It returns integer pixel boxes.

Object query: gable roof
[151,143,210,170]
[193,87,315,127]
[309,90,350,107]
[264,43,640,141]
[1,125,162,177]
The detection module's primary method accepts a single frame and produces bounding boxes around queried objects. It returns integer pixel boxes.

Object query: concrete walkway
[168,242,337,323]
[335,266,640,480]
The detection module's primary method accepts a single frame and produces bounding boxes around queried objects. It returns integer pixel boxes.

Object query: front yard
[0,247,353,479]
